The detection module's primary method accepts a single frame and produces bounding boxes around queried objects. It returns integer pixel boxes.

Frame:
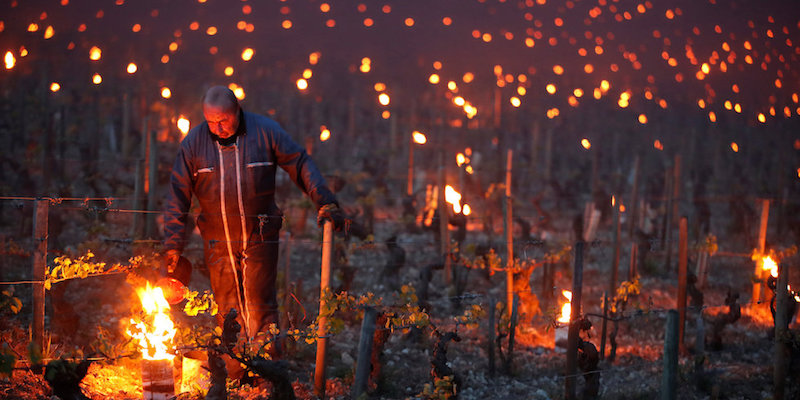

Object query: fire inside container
[141,359,175,400]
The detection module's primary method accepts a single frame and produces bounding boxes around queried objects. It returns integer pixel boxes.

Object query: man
[163,86,341,360]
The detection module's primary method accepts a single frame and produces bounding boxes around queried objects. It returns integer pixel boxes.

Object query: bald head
[203,86,241,139]
[203,86,239,113]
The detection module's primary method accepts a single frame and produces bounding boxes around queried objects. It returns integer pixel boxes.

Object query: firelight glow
[126,62,137,74]
[177,116,190,135]
[412,131,427,144]
[558,290,572,323]
[761,255,778,278]
[126,282,177,360]
[444,185,463,214]
[5,51,15,69]
[320,126,331,141]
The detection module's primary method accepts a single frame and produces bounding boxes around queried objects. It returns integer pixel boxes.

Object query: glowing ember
[126,62,137,74]
[177,116,190,135]
[581,138,591,149]
[127,282,177,361]
[89,46,102,61]
[444,185,463,214]
[558,290,572,323]
[296,78,308,90]
[412,130,427,144]
[378,93,390,106]
[761,255,777,278]
[4,51,15,69]
[320,125,331,141]
[161,87,171,99]
[50,82,60,92]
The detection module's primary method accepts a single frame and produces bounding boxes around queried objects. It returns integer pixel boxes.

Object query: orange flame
[412,131,427,145]
[558,290,572,323]
[762,255,777,278]
[127,282,177,360]
[444,185,462,214]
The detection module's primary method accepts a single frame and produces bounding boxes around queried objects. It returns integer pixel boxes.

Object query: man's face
[203,103,239,139]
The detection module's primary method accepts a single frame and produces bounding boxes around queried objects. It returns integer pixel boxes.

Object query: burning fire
[444,185,468,214]
[127,282,177,361]
[761,255,777,278]
[412,130,427,144]
[558,290,572,323]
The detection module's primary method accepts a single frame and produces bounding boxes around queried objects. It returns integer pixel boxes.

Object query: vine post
[677,217,688,354]
[32,198,49,354]
[752,199,770,305]
[661,310,679,400]
[352,306,378,399]
[565,241,584,400]
[314,220,333,399]
[505,149,514,311]
[773,258,789,400]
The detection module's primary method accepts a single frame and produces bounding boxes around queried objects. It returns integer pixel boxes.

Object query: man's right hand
[163,249,181,276]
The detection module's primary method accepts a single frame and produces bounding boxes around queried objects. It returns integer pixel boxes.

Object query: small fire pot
[141,359,175,400]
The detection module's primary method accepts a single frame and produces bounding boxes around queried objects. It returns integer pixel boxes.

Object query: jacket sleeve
[271,124,338,209]
[163,144,193,252]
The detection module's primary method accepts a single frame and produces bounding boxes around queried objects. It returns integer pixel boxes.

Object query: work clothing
[164,109,337,340]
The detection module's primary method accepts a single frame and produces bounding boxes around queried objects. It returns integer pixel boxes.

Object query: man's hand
[317,203,345,231]
[162,249,181,276]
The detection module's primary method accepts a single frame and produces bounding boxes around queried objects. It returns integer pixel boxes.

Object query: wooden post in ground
[565,241,585,400]
[752,199,770,305]
[627,155,640,238]
[599,291,609,361]
[677,217,688,354]
[610,196,621,295]
[438,151,451,284]
[130,116,147,239]
[505,295,518,374]
[487,297,496,376]
[774,259,789,400]
[145,128,157,238]
[32,199,48,354]
[661,310,679,400]
[629,242,638,281]
[407,133,415,196]
[314,220,334,399]
[505,149,514,312]
[352,306,378,399]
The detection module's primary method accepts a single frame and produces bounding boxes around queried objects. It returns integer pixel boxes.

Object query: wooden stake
[610,197,621,295]
[352,306,378,399]
[505,149,514,312]
[32,199,48,354]
[438,151,451,284]
[677,217,688,354]
[661,310,679,400]
[628,242,638,282]
[145,128,157,238]
[627,155,640,238]
[599,291,608,361]
[753,199,770,305]
[565,241,584,400]
[774,259,789,400]
[407,134,414,196]
[487,297,496,376]
[314,220,333,399]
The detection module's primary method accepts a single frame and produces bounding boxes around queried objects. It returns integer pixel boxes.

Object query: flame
[378,93,390,106]
[412,131,427,144]
[320,125,331,141]
[4,51,14,69]
[762,255,778,278]
[296,78,308,90]
[581,138,591,149]
[444,185,462,214]
[126,62,137,74]
[127,283,176,360]
[50,82,60,92]
[161,87,171,99]
[177,116,190,136]
[558,290,572,323]
[89,46,102,61]
[456,153,466,167]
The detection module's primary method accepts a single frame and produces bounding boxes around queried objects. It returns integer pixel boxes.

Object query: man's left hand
[317,203,345,231]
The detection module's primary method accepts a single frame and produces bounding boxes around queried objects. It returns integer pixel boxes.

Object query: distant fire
[558,290,572,324]
[126,283,176,361]
[444,185,468,214]
[761,255,777,278]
